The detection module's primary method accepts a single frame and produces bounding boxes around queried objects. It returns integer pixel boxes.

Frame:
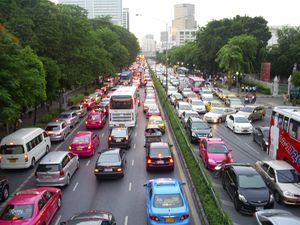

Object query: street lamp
[236,71,240,96]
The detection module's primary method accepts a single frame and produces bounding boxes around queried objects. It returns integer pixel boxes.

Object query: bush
[242,79,271,95]
[39,112,58,124]
[68,94,84,106]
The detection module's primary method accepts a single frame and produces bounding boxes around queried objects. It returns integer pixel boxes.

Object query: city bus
[188,76,205,93]
[119,71,132,85]
[269,106,300,172]
[109,85,138,128]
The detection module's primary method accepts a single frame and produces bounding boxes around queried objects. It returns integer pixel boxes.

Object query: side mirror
[270,177,275,182]
[228,149,233,153]
[181,182,186,186]
[143,183,148,187]
[169,144,174,148]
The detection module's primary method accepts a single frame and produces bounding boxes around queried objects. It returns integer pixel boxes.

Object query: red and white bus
[269,106,300,173]
[188,76,205,93]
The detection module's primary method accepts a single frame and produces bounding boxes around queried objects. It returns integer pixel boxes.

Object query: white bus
[109,85,138,128]
[0,128,51,169]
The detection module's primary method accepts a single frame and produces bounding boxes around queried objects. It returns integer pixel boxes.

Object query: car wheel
[218,118,222,123]
[1,185,9,201]
[274,192,282,204]
[45,146,49,154]
[234,196,241,212]
[233,127,236,133]
[221,176,226,190]
[225,121,229,128]
[66,175,70,186]
[252,134,256,142]
[76,161,80,170]
[31,158,36,168]
[57,196,62,209]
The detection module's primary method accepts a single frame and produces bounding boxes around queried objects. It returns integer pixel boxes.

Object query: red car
[0,187,61,225]
[69,131,100,156]
[199,138,233,170]
[85,111,106,129]
[82,97,95,110]
[146,105,161,119]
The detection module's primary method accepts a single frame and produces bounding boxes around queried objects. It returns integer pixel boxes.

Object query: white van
[0,128,51,169]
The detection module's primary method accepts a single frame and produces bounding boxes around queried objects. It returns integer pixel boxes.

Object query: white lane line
[124,216,128,225]
[86,160,90,166]
[246,143,259,153]
[73,182,79,191]
[128,182,132,191]
[102,133,104,137]
[135,132,137,137]
[133,143,136,149]
[131,160,134,166]
[54,214,62,225]
[234,135,242,141]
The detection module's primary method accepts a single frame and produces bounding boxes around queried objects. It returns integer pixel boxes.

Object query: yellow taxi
[205,100,223,112]
[147,115,166,133]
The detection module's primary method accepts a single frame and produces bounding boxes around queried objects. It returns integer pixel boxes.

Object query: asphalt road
[0,87,201,225]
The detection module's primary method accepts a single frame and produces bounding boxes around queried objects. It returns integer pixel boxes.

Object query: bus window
[110,96,133,109]
[283,117,289,131]
[288,119,300,140]
[278,114,284,128]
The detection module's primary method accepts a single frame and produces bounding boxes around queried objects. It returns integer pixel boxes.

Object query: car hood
[205,112,221,117]
[192,106,206,110]
[237,111,251,117]
[207,153,229,162]
[277,183,300,195]
[239,188,270,203]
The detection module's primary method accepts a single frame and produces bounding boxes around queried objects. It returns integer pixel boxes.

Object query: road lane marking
[135,132,137,137]
[131,160,134,166]
[128,182,132,191]
[246,143,259,153]
[234,135,242,141]
[54,214,62,225]
[124,216,128,225]
[133,143,136,149]
[86,160,90,166]
[73,182,79,191]
[102,133,104,137]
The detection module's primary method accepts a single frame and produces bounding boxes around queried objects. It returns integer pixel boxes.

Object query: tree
[291,70,300,87]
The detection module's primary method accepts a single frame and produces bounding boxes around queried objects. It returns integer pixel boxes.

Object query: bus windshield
[110,96,133,109]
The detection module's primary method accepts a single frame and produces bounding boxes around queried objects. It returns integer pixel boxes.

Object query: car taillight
[85,121,88,124]
[147,158,152,164]
[24,154,28,162]
[94,168,100,173]
[0,154,2,161]
[59,169,64,177]
[116,168,123,172]
[125,136,129,141]
[68,146,72,150]
[88,145,92,150]
[149,215,159,221]
[169,158,174,163]
[180,214,189,220]
[108,136,112,141]
[104,109,106,113]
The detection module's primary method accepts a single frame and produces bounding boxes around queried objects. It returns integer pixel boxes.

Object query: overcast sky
[51,0,300,41]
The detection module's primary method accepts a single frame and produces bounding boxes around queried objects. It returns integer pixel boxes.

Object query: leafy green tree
[291,70,300,87]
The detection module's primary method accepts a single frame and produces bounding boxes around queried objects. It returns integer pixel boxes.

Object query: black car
[146,142,174,171]
[60,210,116,225]
[222,164,274,215]
[94,148,126,179]
[253,126,269,151]
[108,127,131,149]
[186,117,212,143]
[0,178,9,201]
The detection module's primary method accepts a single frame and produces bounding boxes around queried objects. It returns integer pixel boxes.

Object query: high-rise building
[175,29,197,46]
[171,3,196,41]
[122,8,129,30]
[141,34,156,57]
[58,0,122,25]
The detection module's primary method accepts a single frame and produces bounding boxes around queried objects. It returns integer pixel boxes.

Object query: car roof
[269,215,300,224]
[231,164,257,175]
[46,121,64,126]
[66,210,110,225]
[11,188,50,205]
[39,151,68,164]
[189,117,204,122]
[232,114,247,118]
[152,178,181,194]
[102,148,120,155]
[262,160,294,170]
[205,138,225,144]
[150,142,169,148]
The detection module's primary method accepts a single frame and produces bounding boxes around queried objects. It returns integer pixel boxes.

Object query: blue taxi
[144,178,190,225]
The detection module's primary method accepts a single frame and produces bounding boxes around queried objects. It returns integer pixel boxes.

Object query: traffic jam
[0,56,299,225]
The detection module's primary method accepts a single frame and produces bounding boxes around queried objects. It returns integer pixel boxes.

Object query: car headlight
[265,142,269,146]
[192,132,196,137]
[208,158,216,164]
[283,190,294,197]
[235,125,240,129]
[238,194,247,203]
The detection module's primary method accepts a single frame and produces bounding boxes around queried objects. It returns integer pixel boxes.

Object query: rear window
[207,144,228,153]
[88,114,101,120]
[110,96,132,109]
[73,136,90,143]
[149,147,170,157]
[45,126,60,131]
[70,106,80,110]
[154,194,183,208]
[0,145,24,154]
[59,113,70,119]
[98,154,120,164]
[111,129,127,137]
[37,164,60,172]
[0,204,34,220]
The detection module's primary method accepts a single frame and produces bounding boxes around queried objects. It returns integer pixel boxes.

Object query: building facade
[58,0,122,25]
[141,34,156,57]
[122,8,129,30]
[175,29,197,46]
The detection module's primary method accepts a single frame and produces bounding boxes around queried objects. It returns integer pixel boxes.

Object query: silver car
[69,105,87,118]
[255,160,300,205]
[45,121,71,141]
[203,107,236,123]
[35,151,79,186]
[255,209,300,225]
[58,111,79,128]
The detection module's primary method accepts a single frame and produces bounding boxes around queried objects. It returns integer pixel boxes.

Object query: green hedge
[68,94,84,106]
[241,79,271,95]
[150,68,232,225]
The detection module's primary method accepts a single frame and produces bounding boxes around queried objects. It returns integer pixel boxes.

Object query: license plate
[77,147,82,150]
[165,218,175,223]
[91,122,96,124]
[104,168,113,172]
[156,160,164,164]
[116,138,122,142]
[9,159,17,163]
[256,207,264,211]
[42,175,52,179]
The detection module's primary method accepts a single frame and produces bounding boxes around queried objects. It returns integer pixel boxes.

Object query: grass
[150,69,232,225]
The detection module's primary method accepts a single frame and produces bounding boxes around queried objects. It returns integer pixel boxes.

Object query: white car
[175,102,192,118]
[167,85,177,96]
[225,114,253,134]
[189,99,206,114]
[201,94,214,104]
[181,110,200,126]
[181,88,193,98]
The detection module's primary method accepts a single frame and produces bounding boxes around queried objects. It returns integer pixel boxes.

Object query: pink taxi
[199,138,233,170]
[68,131,100,156]
[0,187,61,225]
[85,111,106,129]
[146,105,161,119]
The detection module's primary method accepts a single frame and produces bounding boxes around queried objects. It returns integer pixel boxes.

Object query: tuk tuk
[144,124,162,149]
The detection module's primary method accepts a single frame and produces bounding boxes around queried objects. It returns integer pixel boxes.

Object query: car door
[227,169,237,199]
[145,183,152,213]
[227,115,234,130]
[68,153,77,176]
[199,139,207,162]
[186,120,191,137]
[121,151,126,169]
[36,196,51,225]
[62,155,72,180]
[266,167,277,191]
[43,191,56,221]
[256,128,264,145]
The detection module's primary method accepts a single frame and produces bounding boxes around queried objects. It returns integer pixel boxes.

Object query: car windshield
[154,194,183,208]
[88,114,101,120]
[211,102,221,106]
[230,99,242,105]
[185,112,198,118]
[179,105,191,110]
[238,174,266,189]
[0,145,24,154]
[73,136,90,143]
[111,129,127,137]
[277,169,300,183]
[235,117,249,123]
[208,144,228,153]
[239,107,253,112]
[149,117,162,123]
[203,97,214,101]
[45,125,60,131]
[149,147,171,157]
[262,129,269,137]
[192,122,209,129]
[0,204,33,220]
[37,164,60,172]
[99,153,120,163]
[210,108,223,114]
[149,107,159,112]
[59,113,70,119]
[192,101,204,106]
[145,99,156,104]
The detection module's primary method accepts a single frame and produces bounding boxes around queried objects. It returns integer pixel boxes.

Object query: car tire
[234,196,241,212]
[76,161,80,170]
[233,127,236,133]
[260,144,265,151]
[31,158,36,168]
[221,176,226,190]
[218,118,222,123]
[45,146,50,154]
[274,192,282,204]
[252,134,255,142]
[66,175,70,186]
[225,121,229,128]
[1,185,9,201]
[57,196,62,209]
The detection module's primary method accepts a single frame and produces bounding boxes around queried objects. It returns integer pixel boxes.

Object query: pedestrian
[251,93,256,104]
[241,84,244,92]
[245,86,249,93]
[249,86,253,92]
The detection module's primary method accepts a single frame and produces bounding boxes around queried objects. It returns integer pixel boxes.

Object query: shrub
[241,79,271,95]
[39,112,58,124]
[68,94,84,106]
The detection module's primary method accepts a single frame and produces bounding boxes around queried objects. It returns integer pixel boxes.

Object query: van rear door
[0,144,26,167]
